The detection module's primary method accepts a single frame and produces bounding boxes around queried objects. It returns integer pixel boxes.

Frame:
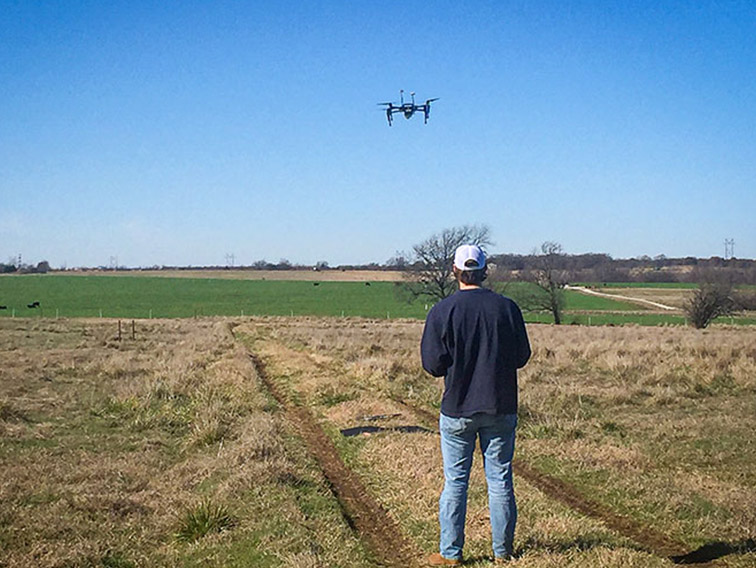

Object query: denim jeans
[439,412,518,560]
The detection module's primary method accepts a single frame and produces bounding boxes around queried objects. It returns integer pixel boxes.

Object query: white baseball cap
[453,244,486,271]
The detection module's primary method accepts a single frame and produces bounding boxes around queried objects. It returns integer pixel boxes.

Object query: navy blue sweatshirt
[420,287,531,417]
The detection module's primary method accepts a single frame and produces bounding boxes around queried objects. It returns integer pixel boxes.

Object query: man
[421,244,531,565]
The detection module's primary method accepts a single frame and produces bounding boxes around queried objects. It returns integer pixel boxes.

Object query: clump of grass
[0,399,26,422]
[175,499,235,543]
[317,384,358,407]
[101,550,136,568]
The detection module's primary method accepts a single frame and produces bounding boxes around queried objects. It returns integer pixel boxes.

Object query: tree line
[399,225,756,329]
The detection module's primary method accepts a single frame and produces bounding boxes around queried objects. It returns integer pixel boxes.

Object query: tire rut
[393,399,713,566]
[247,350,421,568]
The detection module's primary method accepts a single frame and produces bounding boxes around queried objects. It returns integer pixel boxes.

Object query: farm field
[577,285,693,309]
[2,274,754,326]
[60,269,406,282]
[1,317,754,567]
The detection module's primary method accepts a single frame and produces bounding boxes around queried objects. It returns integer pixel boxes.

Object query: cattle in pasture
[27,301,40,308]
[365,282,371,286]
[313,282,320,286]
[0,306,6,310]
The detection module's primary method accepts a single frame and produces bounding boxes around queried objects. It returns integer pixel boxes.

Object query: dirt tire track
[246,351,421,568]
[392,399,713,565]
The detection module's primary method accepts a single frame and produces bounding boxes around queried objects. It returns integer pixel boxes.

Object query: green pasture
[0,275,428,319]
[1,275,753,326]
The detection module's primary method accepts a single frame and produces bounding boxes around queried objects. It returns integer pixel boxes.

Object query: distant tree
[402,224,492,302]
[520,241,568,324]
[684,281,734,329]
[385,252,410,270]
[252,259,270,270]
[35,261,51,274]
[315,260,329,271]
[276,258,292,270]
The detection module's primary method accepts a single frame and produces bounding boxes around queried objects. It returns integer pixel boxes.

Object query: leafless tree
[684,281,734,329]
[402,225,492,302]
[520,241,569,324]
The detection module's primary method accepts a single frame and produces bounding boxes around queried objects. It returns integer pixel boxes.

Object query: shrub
[683,283,734,329]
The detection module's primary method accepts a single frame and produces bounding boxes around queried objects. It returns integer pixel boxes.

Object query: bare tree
[684,282,734,329]
[520,241,569,324]
[402,225,492,302]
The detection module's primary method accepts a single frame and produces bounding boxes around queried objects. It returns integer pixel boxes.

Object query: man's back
[421,288,530,417]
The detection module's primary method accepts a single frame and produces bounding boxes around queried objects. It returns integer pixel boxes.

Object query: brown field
[2,317,755,567]
[589,287,692,309]
[59,269,405,282]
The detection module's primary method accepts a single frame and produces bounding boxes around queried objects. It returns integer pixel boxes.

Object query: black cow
[28,301,40,308]
[313,282,320,286]
[0,306,7,310]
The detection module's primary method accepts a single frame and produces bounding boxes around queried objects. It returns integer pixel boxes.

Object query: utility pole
[225,253,235,268]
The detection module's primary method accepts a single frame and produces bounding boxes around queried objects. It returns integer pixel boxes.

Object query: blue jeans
[439,412,518,560]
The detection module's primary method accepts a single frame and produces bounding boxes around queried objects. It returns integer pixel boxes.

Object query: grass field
[2,317,754,567]
[1,274,754,326]
[238,318,756,566]
[0,274,428,319]
[0,318,376,567]
[0,317,756,568]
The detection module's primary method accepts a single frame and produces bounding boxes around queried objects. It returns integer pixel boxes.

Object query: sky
[1,0,755,268]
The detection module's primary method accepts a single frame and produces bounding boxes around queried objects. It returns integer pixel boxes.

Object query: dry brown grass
[590,287,692,309]
[0,318,374,567]
[63,269,405,281]
[238,318,756,567]
[5,316,754,567]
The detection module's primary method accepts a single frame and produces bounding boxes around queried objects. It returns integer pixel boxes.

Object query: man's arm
[421,309,452,377]
[513,303,531,369]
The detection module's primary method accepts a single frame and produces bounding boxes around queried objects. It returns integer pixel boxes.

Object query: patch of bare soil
[246,351,421,568]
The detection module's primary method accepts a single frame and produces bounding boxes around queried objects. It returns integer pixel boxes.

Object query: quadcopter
[378,90,439,126]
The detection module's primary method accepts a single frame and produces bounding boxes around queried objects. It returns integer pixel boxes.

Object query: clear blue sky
[2,1,754,268]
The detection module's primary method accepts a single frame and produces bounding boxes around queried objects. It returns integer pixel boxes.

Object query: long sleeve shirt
[420,287,531,417]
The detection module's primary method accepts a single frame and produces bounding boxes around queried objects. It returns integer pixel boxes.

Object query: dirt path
[245,350,421,567]
[566,285,679,311]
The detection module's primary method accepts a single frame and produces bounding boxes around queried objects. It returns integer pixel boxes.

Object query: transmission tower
[724,239,735,260]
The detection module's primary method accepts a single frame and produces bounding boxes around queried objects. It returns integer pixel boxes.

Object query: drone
[378,90,439,126]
